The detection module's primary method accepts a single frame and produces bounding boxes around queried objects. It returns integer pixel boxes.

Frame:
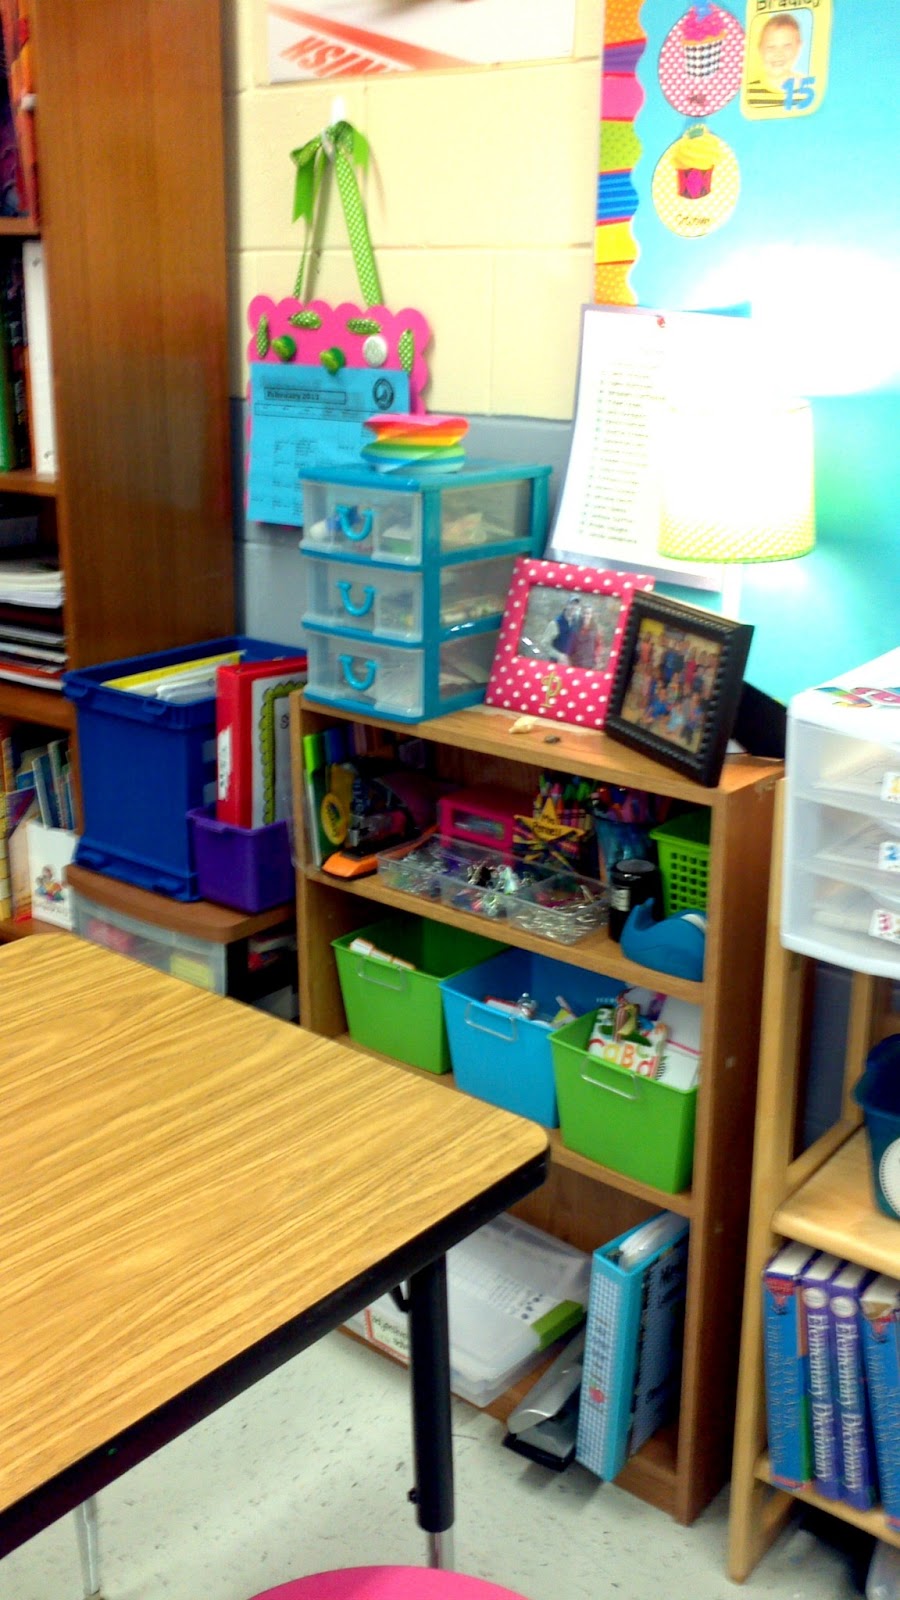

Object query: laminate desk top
[0,937,547,1538]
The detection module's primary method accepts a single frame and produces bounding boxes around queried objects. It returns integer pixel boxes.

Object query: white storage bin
[305,630,425,718]
[304,558,424,641]
[345,1213,589,1408]
[302,480,422,564]
[784,650,900,977]
[72,890,227,993]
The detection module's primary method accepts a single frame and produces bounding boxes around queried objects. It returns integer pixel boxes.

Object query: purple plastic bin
[188,806,295,913]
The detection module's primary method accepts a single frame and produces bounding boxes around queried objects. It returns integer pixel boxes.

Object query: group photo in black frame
[604,593,754,788]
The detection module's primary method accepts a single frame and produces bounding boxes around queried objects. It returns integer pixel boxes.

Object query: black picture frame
[604,594,754,788]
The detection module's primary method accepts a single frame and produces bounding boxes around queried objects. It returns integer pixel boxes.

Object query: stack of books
[0,512,64,687]
[0,720,73,917]
[762,1245,900,1521]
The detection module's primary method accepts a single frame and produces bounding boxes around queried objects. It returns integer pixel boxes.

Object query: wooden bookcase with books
[728,784,900,1580]
[0,0,234,939]
[290,693,781,1526]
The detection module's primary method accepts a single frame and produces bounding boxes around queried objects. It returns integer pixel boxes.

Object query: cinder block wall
[223,1,603,419]
[223,1,604,641]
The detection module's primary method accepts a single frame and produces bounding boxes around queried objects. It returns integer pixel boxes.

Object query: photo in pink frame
[485,558,655,728]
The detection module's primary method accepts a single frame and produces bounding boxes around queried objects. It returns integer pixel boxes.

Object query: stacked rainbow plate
[362,413,469,473]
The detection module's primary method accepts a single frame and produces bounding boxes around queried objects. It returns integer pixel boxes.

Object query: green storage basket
[649,809,711,917]
[333,915,503,1074]
[550,1010,697,1193]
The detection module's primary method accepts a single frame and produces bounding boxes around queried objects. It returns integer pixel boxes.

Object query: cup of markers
[362,412,469,473]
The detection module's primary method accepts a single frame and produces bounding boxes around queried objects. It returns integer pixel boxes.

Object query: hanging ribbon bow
[290,120,383,308]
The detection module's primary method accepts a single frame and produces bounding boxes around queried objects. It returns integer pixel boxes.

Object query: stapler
[502,1327,585,1471]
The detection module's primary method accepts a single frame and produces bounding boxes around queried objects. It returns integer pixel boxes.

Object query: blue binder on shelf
[576,1212,690,1483]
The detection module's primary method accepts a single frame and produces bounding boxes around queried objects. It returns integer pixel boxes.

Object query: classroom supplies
[300,462,550,721]
[65,637,300,900]
[362,412,469,474]
[333,915,503,1074]
[576,1212,689,1482]
[25,819,77,929]
[828,1261,878,1511]
[504,1327,585,1471]
[346,1212,590,1409]
[620,902,707,981]
[552,999,699,1191]
[800,1252,844,1500]
[855,1035,900,1218]
[187,807,294,916]
[762,1242,816,1490]
[442,947,624,1127]
[216,653,308,828]
[438,785,522,854]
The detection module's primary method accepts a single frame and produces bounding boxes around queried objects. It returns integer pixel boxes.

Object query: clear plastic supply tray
[507,869,608,945]
[377,836,449,899]
[811,815,900,895]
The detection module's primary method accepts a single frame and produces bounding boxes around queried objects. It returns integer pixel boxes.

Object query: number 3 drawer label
[870,908,900,944]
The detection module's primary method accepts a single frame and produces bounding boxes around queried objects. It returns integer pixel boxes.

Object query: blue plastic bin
[441,948,625,1126]
[64,637,301,901]
[855,1036,900,1218]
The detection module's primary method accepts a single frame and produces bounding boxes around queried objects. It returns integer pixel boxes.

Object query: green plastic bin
[649,809,711,917]
[550,1010,697,1193]
[333,915,504,1073]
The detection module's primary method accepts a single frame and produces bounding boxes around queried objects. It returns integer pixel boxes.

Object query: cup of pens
[591,785,672,888]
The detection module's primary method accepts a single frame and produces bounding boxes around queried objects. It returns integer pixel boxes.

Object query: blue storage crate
[64,636,302,901]
[441,948,625,1126]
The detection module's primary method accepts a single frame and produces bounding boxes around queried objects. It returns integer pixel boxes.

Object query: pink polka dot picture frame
[485,558,655,730]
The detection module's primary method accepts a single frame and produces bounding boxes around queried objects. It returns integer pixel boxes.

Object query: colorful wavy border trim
[595,0,646,305]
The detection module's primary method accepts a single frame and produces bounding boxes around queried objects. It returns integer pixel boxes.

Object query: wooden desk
[0,938,547,1562]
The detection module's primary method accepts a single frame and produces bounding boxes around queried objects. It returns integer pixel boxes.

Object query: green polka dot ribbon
[290,121,383,308]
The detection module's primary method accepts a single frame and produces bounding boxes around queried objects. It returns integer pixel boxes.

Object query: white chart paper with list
[548,305,753,590]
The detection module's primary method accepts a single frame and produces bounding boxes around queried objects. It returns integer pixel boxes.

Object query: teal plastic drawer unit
[300,461,550,720]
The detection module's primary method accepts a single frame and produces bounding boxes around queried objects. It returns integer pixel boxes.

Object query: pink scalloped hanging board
[246,296,432,410]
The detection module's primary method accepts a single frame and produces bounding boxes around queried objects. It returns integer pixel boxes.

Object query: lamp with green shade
[657,395,816,618]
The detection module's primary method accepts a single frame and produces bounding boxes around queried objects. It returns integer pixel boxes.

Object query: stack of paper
[0,555,66,687]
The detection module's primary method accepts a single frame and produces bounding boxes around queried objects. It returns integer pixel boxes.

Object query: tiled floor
[0,1332,866,1600]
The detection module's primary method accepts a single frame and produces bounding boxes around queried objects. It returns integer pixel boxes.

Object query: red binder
[215,654,307,828]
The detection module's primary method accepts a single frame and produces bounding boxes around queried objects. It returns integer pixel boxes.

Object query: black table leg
[407,1254,454,1570]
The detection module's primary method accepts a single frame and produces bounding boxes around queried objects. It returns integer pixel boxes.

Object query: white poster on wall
[267,0,576,82]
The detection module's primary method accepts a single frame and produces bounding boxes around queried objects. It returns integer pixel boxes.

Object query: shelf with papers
[293,694,779,1525]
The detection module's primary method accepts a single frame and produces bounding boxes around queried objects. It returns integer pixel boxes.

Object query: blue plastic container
[441,948,624,1126]
[64,637,300,901]
[855,1036,900,1218]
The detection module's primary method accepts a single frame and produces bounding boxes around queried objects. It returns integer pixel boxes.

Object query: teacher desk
[0,938,548,1569]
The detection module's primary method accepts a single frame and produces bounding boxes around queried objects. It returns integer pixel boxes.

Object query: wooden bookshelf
[728,785,900,1581]
[292,694,781,1525]
[0,0,235,923]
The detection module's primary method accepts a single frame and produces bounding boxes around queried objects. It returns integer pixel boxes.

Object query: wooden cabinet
[290,693,780,1525]
[0,0,233,937]
[729,784,900,1579]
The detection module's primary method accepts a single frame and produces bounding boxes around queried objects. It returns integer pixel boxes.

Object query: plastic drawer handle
[337,579,376,618]
[464,1001,517,1043]
[580,1070,639,1102]
[339,654,377,693]
[356,959,408,994]
[336,504,373,542]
